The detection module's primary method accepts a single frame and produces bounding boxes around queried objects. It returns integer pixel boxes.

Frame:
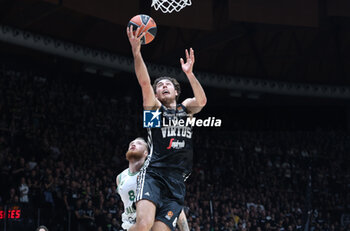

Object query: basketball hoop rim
[151,0,192,13]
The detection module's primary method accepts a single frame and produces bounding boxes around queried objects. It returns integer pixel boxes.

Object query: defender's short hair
[36,226,49,231]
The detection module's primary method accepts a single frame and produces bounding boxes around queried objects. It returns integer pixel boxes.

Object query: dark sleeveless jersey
[146,104,193,181]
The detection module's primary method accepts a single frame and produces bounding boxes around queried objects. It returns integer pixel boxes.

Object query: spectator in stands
[0,66,349,231]
[19,177,29,203]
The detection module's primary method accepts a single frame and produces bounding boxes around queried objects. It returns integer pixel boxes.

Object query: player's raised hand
[127,25,145,56]
[180,48,195,75]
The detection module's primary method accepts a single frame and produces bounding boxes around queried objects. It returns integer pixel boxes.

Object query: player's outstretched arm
[180,48,207,115]
[177,209,190,231]
[127,26,161,110]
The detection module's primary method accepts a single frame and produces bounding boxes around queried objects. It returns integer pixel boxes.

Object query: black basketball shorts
[136,169,185,231]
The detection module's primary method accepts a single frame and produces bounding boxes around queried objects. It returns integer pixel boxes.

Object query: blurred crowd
[0,66,349,231]
[187,131,350,231]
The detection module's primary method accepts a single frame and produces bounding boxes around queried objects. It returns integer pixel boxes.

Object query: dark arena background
[0,0,350,230]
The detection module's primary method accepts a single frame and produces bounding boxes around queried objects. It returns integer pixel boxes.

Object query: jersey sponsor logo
[165,211,173,220]
[162,111,187,118]
[143,110,161,128]
[166,138,185,149]
[144,192,150,196]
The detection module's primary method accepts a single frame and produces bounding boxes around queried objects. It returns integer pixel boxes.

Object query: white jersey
[117,168,139,230]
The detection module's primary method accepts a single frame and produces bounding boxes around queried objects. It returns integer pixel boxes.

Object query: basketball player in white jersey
[116,137,189,231]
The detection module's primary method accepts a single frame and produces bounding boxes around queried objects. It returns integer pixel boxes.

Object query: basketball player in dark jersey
[127,26,206,231]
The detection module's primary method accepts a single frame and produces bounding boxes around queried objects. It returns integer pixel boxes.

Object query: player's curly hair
[152,77,181,101]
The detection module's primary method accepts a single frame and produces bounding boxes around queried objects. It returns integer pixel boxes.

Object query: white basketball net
[152,0,192,13]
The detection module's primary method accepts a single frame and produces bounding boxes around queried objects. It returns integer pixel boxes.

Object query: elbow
[198,97,207,107]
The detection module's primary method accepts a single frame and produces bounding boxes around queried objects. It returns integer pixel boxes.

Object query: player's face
[155,79,178,102]
[126,138,148,161]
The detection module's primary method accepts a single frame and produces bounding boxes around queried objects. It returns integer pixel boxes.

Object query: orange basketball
[128,14,157,45]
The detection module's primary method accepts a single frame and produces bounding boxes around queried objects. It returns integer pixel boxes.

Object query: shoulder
[116,174,121,186]
[116,168,129,186]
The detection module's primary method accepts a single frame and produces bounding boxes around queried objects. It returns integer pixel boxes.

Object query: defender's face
[128,138,147,152]
[126,138,148,160]
[155,79,178,102]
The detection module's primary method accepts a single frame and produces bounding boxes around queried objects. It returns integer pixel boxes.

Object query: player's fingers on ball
[127,27,131,38]
[129,26,134,38]
[138,32,146,39]
[133,26,138,38]
[135,27,141,36]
